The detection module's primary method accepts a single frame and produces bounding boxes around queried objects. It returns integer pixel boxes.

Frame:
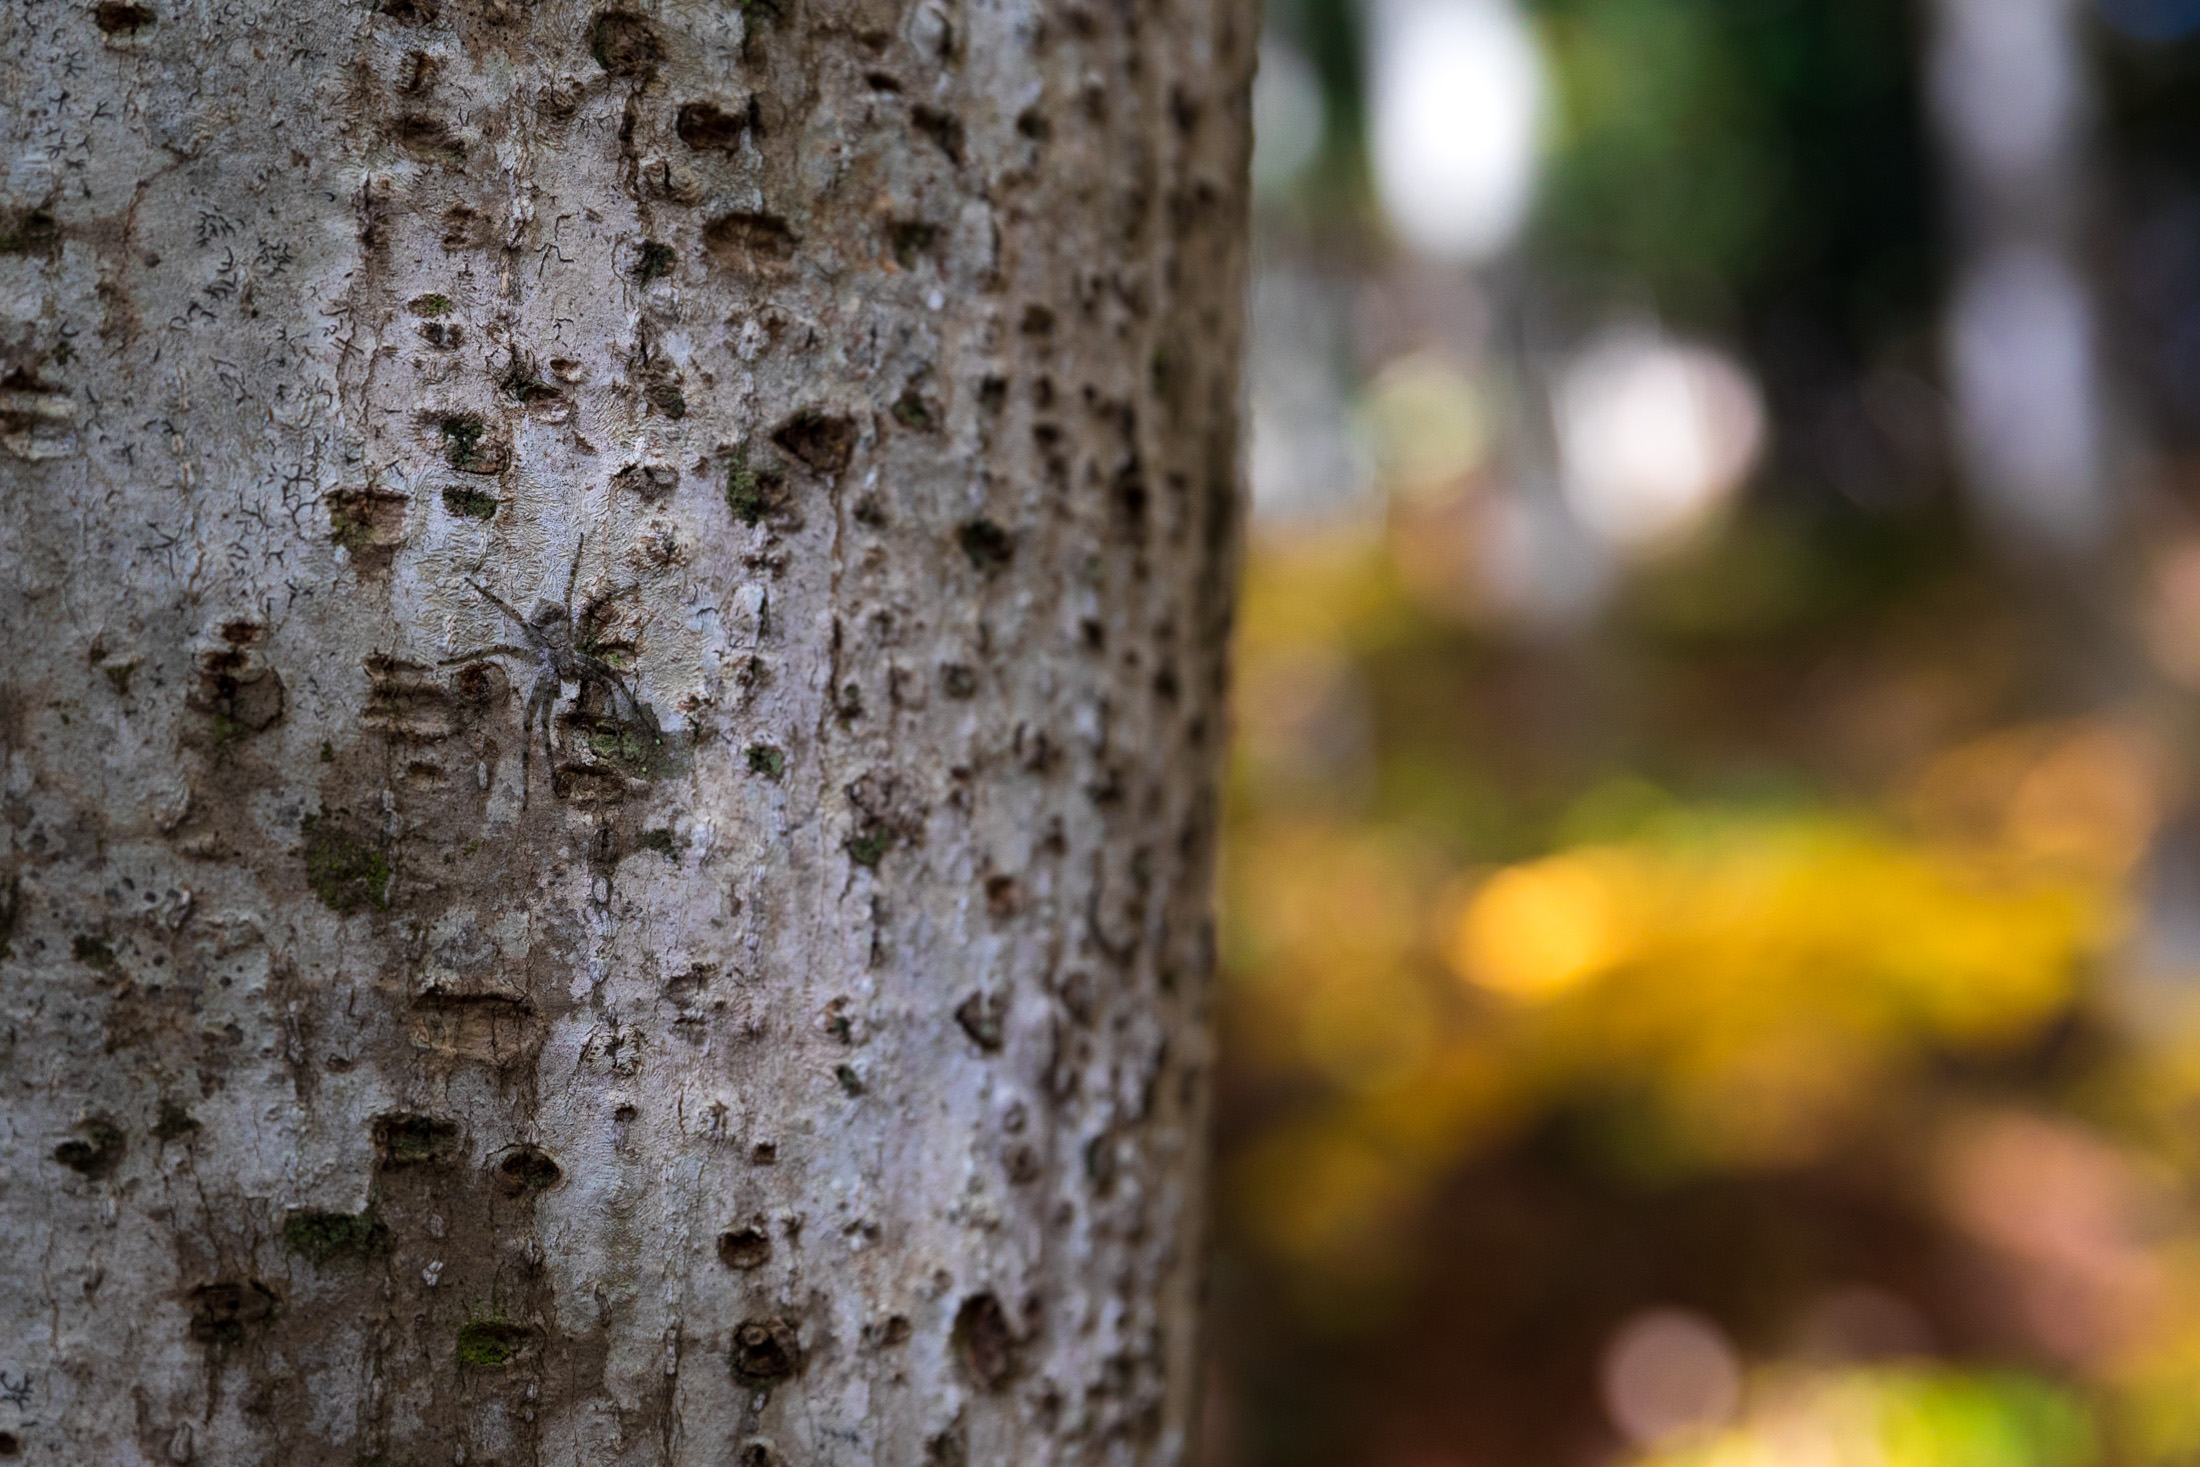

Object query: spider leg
[575,657,640,720]
[563,536,585,621]
[438,644,530,667]
[517,678,550,810]
[466,580,531,629]
[538,675,563,778]
[580,581,642,625]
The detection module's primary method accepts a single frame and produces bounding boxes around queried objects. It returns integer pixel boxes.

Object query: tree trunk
[0,0,1252,1459]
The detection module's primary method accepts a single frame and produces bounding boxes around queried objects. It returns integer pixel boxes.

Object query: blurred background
[1205,2,2200,1464]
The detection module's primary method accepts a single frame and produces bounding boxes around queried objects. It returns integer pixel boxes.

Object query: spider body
[441,540,642,805]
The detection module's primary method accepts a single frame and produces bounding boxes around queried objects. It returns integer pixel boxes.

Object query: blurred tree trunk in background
[0,0,1252,1461]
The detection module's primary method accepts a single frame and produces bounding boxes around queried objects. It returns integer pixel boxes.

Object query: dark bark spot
[911,105,964,164]
[732,1317,801,1382]
[979,374,1007,411]
[634,239,675,282]
[441,485,498,520]
[302,815,391,914]
[725,445,789,525]
[455,1319,534,1368]
[703,210,796,275]
[377,0,437,22]
[886,218,938,268]
[92,2,155,33]
[746,743,786,778]
[52,1118,124,1177]
[0,208,59,257]
[589,10,663,75]
[392,113,464,165]
[153,1102,199,1141]
[187,1280,279,1345]
[440,204,491,251]
[956,991,1006,1052]
[1016,107,1051,140]
[283,1209,390,1265]
[1020,303,1055,336]
[891,386,936,431]
[615,460,678,498]
[436,413,506,474]
[957,518,1013,570]
[372,1112,460,1166]
[985,873,1023,916]
[190,643,284,743]
[717,1226,771,1269]
[72,933,117,970]
[397,49,437,93]
[939,663,977,699]
[953,1293,1016,1389]
[493,1145,562,1195]
[771,409,856,474]
[676,101,745,150]
[865,70,903,91]
[328,489,408,568]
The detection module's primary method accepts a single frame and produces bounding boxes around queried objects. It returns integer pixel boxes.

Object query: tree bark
[0,0,1252,1459]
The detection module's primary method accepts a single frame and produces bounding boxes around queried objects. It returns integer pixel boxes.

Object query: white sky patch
[1369,0,1547,264]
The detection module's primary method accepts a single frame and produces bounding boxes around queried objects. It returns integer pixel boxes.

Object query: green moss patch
[283,1209,391,1265]
[303,816,392,915]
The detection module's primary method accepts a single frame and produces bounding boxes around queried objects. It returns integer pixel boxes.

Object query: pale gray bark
[0,0,1252,1459]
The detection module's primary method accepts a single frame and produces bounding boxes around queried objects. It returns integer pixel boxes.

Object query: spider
[441,538,645,805]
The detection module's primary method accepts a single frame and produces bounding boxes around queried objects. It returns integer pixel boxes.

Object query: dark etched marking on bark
[188,643,284,745]
[771,408,856,474]
[588,11,662,76]
[717,1226,771,1269]
[441,484,498,519]
[92,2,155,35]
[435,413,507,474]
[633,239,675,282]
[187,1280,279,1344]
[911,105,965,165]
[952,1293,1016,1389]
[725,445,790,525]
[676,101,745,150]
[152,1102,199,1141]
[302,814,391,914]
[955,991,1005,1052]
[410,991,540,1067]
[455,1318,536,1368]
[886,218,938,268]
[393,114,465,166]
[891,382,938,431]
[51,1118,124,1176]
[704,211,796,276]
[492,1145,562,1195]
[283,1209,391,1265]
[731,1317,801,1382]
[957,518,1013,570]
[372,1112,461,1166]
[325,488,409,567]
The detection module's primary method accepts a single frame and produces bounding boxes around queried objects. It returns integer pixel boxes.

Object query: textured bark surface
[0,0,1252,1459]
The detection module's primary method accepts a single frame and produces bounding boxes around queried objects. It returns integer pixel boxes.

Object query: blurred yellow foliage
[1642,1368,2094,1467]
